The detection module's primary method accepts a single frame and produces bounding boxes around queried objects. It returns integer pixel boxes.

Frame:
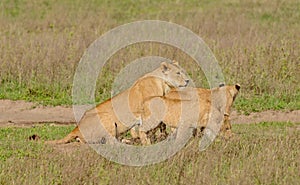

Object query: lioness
[46,61,189,144]
[135,84,240,143]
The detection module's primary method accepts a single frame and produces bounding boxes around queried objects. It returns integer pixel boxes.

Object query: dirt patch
[0,99,299,127]
[0,100,75,127]
[231,110,300,124]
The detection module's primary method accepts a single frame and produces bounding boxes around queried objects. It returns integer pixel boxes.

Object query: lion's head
[149,60,190,89]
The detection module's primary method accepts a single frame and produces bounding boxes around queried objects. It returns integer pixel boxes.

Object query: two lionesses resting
[47,61,240,145]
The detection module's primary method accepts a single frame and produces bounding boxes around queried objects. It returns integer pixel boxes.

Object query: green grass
[234,92,300,114]
[0,125,73,162]
[0,81,72,106]
[0,1,299,184]
[0,0,299,112]
[0,122,299,184]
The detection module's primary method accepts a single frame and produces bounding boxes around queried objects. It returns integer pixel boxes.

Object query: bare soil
[0,99,299,127]
[230,110,300,124]
[0,100,74,127]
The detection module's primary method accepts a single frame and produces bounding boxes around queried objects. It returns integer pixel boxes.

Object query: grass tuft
[0,122,299,184]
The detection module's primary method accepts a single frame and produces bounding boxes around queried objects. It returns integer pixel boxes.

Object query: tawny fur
[140,84,240,141]
[46,61,189,145]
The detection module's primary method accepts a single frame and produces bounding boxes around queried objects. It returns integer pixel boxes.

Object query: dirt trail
[0,99,299,127]
[0,100,74,127]
[230,110,299,124]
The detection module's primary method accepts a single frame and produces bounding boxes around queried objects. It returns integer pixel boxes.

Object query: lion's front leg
[139,131,151,145]
[220,114,234,139]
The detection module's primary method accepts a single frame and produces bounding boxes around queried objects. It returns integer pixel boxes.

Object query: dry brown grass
[0,122,299,184]
[0,1,299,184]
[0,0,299,110]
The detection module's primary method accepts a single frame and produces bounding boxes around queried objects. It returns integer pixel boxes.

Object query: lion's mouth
[179,80,189,87]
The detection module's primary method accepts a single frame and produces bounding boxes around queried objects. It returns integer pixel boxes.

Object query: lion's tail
[45,126,86,144]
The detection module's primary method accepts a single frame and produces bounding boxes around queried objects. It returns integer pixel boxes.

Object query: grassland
[0,122,299,184]
[0,0,299,113]
[0,0,299,184]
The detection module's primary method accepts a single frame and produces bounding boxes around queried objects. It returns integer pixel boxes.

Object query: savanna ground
[0,0,299,184]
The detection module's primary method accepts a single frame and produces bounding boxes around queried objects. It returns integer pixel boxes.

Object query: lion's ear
[229,84,240,101]
[235,83,241,91]
[172,60,179,66]
[160,61,169,73]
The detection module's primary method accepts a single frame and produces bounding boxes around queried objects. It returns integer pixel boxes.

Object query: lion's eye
[176,72,180,75]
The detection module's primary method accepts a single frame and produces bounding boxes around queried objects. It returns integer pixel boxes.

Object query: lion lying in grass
[131,84,240,144]
[46,61,189,145]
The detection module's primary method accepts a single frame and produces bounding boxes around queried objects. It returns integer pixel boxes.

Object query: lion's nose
[185,79,189,84]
